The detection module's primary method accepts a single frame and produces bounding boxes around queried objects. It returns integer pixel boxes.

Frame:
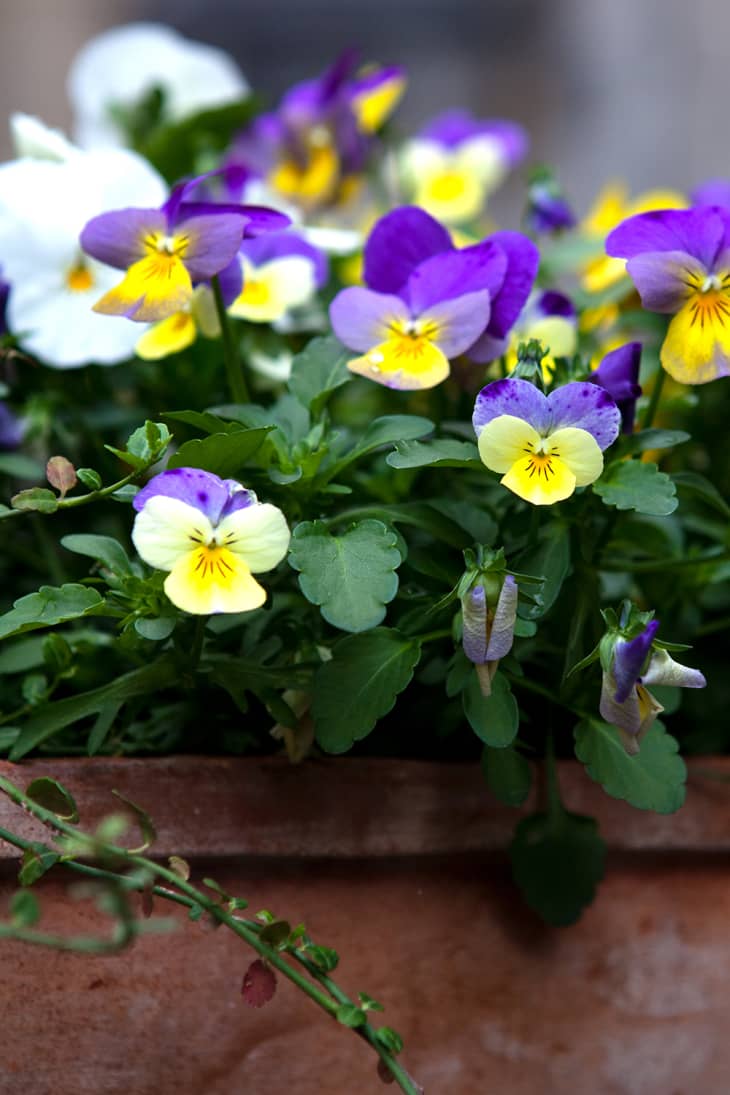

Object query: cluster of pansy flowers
[1,23,722,756]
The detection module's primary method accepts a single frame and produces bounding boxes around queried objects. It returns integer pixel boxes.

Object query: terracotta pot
[1,755,730,1095]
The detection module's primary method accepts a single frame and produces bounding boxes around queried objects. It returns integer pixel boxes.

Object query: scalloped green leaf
[594,460,678,516]
[386,438,480,469]
[167,427,271,476]
[0,585,103,641]
[511,810,605,926]
[463,672,519,748]
[574,719,686,813]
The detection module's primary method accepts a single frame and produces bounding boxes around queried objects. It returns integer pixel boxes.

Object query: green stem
[211,275,250,404]
[641,367,667,431]
[526,505,540,551]
[598,550,730,573]
[544,731,563,819]
[189,616,208,671]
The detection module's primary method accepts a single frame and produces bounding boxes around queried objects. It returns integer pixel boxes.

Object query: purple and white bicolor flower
[81,172,289,322]
[400,110,527,226]
[473,377,620,505]
[462,575,518,696]
[228,229,329,323]
[590,342,642,433]
[132,468,290,616]
[330,206,538,388]
[599,619,706,753]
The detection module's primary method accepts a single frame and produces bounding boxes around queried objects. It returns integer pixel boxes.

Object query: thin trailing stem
[641,366,666,431]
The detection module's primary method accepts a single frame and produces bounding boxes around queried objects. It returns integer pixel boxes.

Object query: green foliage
[481,745,532,806]
[61,535,134,576]
[105,421,171,471]
[574,719,686,813]
[0,585,104,641]
[386,438,480,469]
[312,629,421,752]
[167,427,271,476]
[463,672,519,748]
[288,335,352,413]
[518,523,571,620]
[25,777,79,822]
[511,810,606,926]
[289,519,401,632]
[594,459,678,516]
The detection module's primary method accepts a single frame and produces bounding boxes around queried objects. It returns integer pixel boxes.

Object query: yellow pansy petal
[164,546,267,615]
[661,296,730,384]
[627,188,688,216]
[135,312,197,360]
[502,452,577,506]
[93,252,192,322]
[270,144,339,205]
[528,316,577,360]
[132,496,214,571]
[352,74,406,133]
[477,415,541,474]
[229,257,315,323]
[216,502,291,572]
[415,167,484,225]
[547,427,603,487]
[347,336,450,390]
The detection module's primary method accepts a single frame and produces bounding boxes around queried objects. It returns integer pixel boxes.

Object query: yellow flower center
[428,171,468,202]
[238,278,271,308]
[145,231,189,259]
[66,263,94,292]
[521,440,561,481]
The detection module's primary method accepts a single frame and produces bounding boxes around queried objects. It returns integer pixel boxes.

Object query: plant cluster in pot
[1,21,729,1095]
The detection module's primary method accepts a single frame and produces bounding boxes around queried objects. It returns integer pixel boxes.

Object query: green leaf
[481,745,532,806]
[0,453,44,479]
[574,719,686,813]
[672,470,730,516]
[76,467,102,491]
[347,415,434,459]
[312,628,421,752]
[463,672,519,747]
[289,520,401,632]
[510,810,605,926]
[336,1004,367,1029]
[288,335,352,413]
[301,944,339,971]
[61,534,134,576]
[9,656,177,759]
[26,777,79,822]
[518,523,571,620]
[622,428,690,454]
[10,487,58,513]
[10,890,40,927]
[140,97,257,184]
[167,427,270,476]
[134,616,176,641]
[162,410,241,435]
[87,702,121,756]
[105,421,171,470]
[18,844,60,886]
[0,584,103,641]
[386,438,480,469]
[373,1027,404,1054]
[594,460,678,516]
[110,790,157,852]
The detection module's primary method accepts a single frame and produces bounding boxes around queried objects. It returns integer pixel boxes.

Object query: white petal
[10,114,77,162]
[216,503,290,572]
[132,496,214,571]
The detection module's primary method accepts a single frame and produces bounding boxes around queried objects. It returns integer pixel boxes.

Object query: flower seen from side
[131,468,290,615]
[505,290,577,381]
[599,617,706,754]
[589,341,642,432]
[473,377,620,505]
[461,573,518,696]
[606,206,730,384]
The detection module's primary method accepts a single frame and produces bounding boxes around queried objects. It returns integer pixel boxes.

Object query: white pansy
[68,23,249,149]
[10,114,77,163]
[0,132,167,368]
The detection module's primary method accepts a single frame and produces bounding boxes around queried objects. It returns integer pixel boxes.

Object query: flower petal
[404,241,506,314]
[216,502,290,572]
[93,252,192,321]
[330,287,409,352]
[81,208,166,270]
[547,382,620,451]
[132,495,214,571]
[624,250,702,312]
[473,378,550,437]
[501,452,576,506]
[133,468,244,523]
[164,547,267,615]
[421,290,492,357]
[135,312,197,360]
[230,256,317,322]
[547,427,603,487]
[178,213,246,280]
[477,231,539,339]
[347,337,450,390]
[485,575,518,661]
[660,295,730,384]
[606,207,728,269]
[363,206,453,294]
[641,648,706,690]
[477,414,541,473]
[462,585,487,663]
[612,621,659,703]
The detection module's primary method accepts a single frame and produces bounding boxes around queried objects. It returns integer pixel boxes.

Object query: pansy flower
[228,230,328,323]
[525,178,575,235]
[81,174,289,323]
[590,342,642,433]
[599,619,706,754]
[691,179,730,208]
[473,377,620,505]
[505,290,577,381]
[462,574,518,696]
[606,206,730,384]
[399,110,527,226]
[330,206,538,388]
[132,468,290,615]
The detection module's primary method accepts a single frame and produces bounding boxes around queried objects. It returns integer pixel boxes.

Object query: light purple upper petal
[133,468,253,525]
[177,201,291,237]
[404,240,507,314]
[467,232,539,361]
[426,290,492,357]
[605,207,727,270]
[241,230,329,287]
[330,286,408,352]
[692,179,730,208]
[363,206,453,294]
[80,208,167,270]
[180,213,247,281]
[473,378,550,436]
[612,620,660,703]
[546,382,620,450]
[419,111,528,164]
[462,584,487,663]
[624,250,703,313]
[485,575,518,661]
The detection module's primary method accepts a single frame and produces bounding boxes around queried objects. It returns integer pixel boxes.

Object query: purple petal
[692,179,730,208]
[177,202,290,237]
[591,343,642,433]
[605,207,727,270]
[81,208,166,270]
[363,206,453,294]
[473,378,550,436]
[133,468,253,525]
[179,214,246,281]
[612,620,660,703]
[419,112,528,164]
[485,575,518,661]
[330,287,408,352]
[466,331,508,364]
[214,256,244,304]
[624,250,703,313]
[546,382,621,451]
[240,231,329,287]
[467,232,539,360]
[534,290,576,320]
[527,186,576,233]
[426,290,492,357]
[0,402,22,451]
[404,240,507,314]
[462,584,487,663]
[599,669,643,738]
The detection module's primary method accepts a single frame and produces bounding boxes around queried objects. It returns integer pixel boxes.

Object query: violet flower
[461,575,518,696]
[590,342,642,433]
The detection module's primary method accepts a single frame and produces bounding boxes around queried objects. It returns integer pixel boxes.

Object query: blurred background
[0,0,726,213]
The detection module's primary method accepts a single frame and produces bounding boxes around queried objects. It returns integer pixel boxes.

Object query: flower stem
[211,275,250,404]
[641,366,666,431]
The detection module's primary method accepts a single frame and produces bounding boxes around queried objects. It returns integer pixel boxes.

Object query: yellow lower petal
[415,168,484,225]
[661,293,730,384]
[347,334,450,390]
[270,144,339,206]
[93,253,192,322]
[477,415,541,474]
[546,427,603,486]
[135,312,197,360]
[164,546,267,615]
[501,452,576,506]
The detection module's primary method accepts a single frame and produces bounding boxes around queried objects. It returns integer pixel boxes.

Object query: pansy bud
[461,574,518,696]
[590,342,642,433]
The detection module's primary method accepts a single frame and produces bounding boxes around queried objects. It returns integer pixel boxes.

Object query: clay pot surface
[1,755,730,1095]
